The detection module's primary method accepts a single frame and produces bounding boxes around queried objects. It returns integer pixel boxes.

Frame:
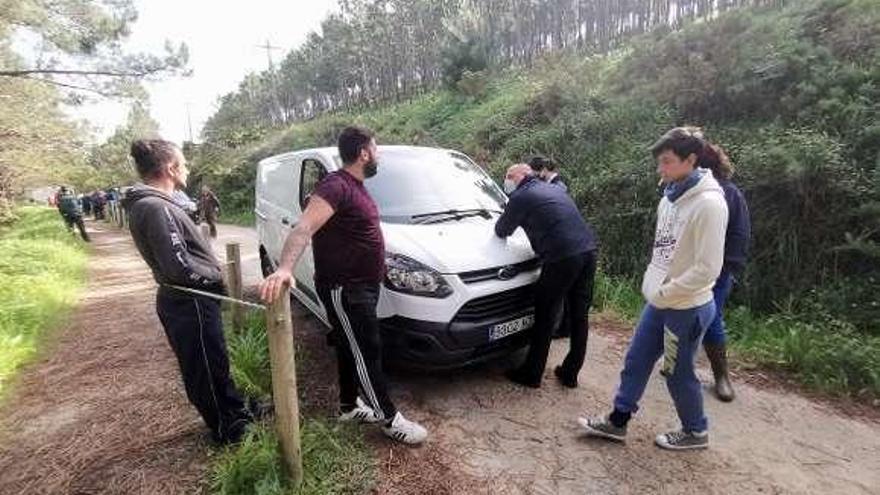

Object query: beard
[364,159,378,178]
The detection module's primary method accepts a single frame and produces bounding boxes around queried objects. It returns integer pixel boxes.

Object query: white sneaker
[338,397,382,424]
[382,412,428,445]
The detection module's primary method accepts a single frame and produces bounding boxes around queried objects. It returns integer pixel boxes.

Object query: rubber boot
[704,342,735,402]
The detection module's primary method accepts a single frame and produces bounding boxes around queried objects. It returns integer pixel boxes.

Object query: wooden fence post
[225,242,243,330]
[266,288,303,486]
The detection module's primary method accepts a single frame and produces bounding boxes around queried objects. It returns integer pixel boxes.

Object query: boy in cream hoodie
[579,128,728,450]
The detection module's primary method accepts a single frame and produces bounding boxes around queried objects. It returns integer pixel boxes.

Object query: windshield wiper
[411,208,501,219]
[411,208,501,224]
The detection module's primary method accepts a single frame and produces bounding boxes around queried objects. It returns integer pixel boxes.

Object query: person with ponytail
[696,142,751,402]
[123,139,258,445]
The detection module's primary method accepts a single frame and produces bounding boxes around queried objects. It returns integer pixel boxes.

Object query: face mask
[503,178,516,194]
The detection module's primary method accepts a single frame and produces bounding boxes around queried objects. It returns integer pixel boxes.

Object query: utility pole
[185,101,194,143]
[257,39,282,70]
[256,39,286,124]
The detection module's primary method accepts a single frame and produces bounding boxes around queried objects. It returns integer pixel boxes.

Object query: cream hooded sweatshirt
[641,169,729,310]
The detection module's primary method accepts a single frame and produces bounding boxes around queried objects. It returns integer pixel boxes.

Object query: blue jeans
[704,271,734,345]
[612,302,716,432]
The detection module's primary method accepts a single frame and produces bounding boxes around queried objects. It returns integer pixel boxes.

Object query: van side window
[300,159,327,208]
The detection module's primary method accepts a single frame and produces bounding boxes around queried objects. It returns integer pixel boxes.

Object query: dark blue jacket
[720,179,751,274]
[495,175,597,262]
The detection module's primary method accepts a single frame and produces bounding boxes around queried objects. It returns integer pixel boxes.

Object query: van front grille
[454,284,536,322]
[458,258,541,284]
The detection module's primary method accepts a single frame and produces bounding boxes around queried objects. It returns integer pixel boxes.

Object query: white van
[256,146,540,369]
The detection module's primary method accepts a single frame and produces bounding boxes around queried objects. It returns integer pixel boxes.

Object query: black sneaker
[655,430,709,450]
[554,366,578,388]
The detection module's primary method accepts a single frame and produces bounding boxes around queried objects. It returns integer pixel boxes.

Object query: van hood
[381,215,536,274]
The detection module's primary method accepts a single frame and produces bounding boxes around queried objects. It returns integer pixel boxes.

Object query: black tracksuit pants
[518,250,597,382]
[317,283,397,420]
[156,289,249,442]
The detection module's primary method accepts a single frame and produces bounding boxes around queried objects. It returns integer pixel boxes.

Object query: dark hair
[337,126,374,165]
[527,155,555,172]
[650,126,706,161]
[130,139,179,179]
[698,143,735,180]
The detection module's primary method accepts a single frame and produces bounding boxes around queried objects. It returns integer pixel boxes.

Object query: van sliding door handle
[281,217,290,225]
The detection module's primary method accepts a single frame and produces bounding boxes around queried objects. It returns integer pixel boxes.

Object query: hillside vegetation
[192,0,880,397]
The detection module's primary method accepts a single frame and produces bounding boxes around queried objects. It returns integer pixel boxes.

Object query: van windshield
[360,148,507,224]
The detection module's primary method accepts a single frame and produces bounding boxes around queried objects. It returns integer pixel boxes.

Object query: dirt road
[1,222,877,494]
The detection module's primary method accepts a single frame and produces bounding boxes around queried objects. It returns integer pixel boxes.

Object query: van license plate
[490,314,535,341]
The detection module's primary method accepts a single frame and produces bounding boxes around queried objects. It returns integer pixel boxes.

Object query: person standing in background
[697,142,751,402]
[57,186,90,242]
[528,155,568,191]
[199,185,221,238]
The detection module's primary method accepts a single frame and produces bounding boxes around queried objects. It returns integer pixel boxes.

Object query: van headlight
[385,253,452,298]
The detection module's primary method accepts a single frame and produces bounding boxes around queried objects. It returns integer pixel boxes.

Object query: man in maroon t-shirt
[260,126,427,445]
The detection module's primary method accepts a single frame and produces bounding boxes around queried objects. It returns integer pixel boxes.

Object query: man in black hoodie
[124,139,252,445]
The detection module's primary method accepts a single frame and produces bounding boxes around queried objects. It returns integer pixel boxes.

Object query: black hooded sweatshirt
[123,184,225,294]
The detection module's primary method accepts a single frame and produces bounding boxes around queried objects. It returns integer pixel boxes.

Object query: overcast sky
[72,0,339,144]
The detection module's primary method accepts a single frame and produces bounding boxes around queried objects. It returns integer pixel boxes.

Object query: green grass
[214,308,375,494]
[210,419,374,495]
[726,307,880,398]
[595,272,880,399]
[593,272,643,322]
[0,206,89,398]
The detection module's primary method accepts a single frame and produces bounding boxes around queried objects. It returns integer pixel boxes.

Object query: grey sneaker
[655,430,709,450]
[578,415,627,442]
